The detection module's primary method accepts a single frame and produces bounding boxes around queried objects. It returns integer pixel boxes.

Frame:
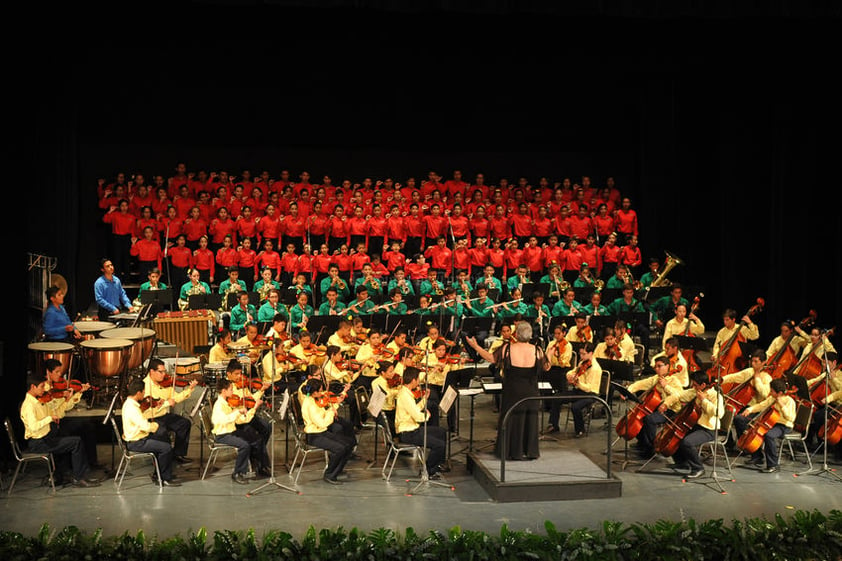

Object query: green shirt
[318,300,347,316]
[582,303,609,316]
[347,298,376,316]
[496,301,528,320]
[289,304,315,330]
[139,281,168,293]
[605,275,627,290]
[552,299,583,317]
[524,304,551,319]
[466,296,494,318]
[650,296,689,321]
[475,276,502,292]
[179,281,212,302]
[218,279,249,295]
[419,279,446,297]
[230,303,257,331]
[386,302,408,315]
[388,279,415,297]
[607,297,646,315]
[257,301,288,322]
[320,276,351,302]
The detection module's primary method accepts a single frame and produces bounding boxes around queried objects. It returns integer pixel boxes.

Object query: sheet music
[439,385,458,413]
[276,390,290,420]
[367,386,386,418]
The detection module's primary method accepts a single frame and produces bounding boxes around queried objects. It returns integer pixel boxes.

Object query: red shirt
[615,209,638,236]
[619,245,642,267]
[281,251,299,273]
[424,245,452,275]
[599,243,621,265]
[423,215,448,240]
[468,216,491,239]
[103,210,136,236]
[563,248,584,272]
[488,248,505,269]
[245,197,268,217]
[453,248,471,271]
[522,245,544,272]
[209,217,237,245]
[172,196,196,219]
[382,250,406,272]
[367,216,389,239]
[533,217,554,237]
[503,248,523,271]
[334,253,353,273]
[313,253,333,274]
[404,215,426,238]
[257,214,282,241]
[449,215,471,239]
[169,245,192,268]
[130,239,162,269]
[579,244,600,271]
[593,214,616,238]
[385,215,407,242]
[236,216,258,240]
[555,215,572,238]
[183,218,208,242]
[193,248,215,277]
[136,218,159,240]
[490,216,511,240]
[282,215,307,239]
[568,215,593,241]
[346,216,369,238]
[406,261,430,280]
[308,214,329,239]
[328,216,350,239]
[151,197,172,218]
[256,250,282,271]
[542,245,564,269]
[197,203,216,224]
[351,252,371,273]
[216,247,239,269]
[510,213,534,238]
[130,194,155,216]
[443,180,468,200]
[296,254,314,275]
[158,216,183,239]
[468,247,490,269]
[238,248,259,279]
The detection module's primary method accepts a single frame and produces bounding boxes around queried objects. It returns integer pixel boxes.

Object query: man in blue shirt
[42,286,82,342]
[94,258,132,320]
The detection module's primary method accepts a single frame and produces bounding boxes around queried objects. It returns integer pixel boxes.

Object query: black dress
[495,343,541,460]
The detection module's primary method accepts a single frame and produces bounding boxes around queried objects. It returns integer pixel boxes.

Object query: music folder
[140,288,173,309]
[596,358,634,382]
[674,335,707,352]
[188,293,222,311]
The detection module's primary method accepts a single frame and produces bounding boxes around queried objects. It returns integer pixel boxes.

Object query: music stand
[588,316,616,338]
[281,287,300,306]
[102,391,123,473]
[188,293,222,311]
[528,283,551,301]
[600,289,622,305]
[644,286,672,303]
[366,312,389,333]
[574,287,595,303]
[618,311,649,330]
[675,335,708,370]
[304,315,342,340]
[140,288,174,311]
[460,316,494,348]
[784,372,810,402]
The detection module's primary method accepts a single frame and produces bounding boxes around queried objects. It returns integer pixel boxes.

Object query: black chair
[4,417,56,495]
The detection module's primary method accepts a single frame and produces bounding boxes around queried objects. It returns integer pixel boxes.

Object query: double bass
[736,404,781,453]
[765,311,817,380]
[817,405,842,446]
[706,298,764,382]
[653,400,701,457]
[680,294,703,372]
[615,386,663,440]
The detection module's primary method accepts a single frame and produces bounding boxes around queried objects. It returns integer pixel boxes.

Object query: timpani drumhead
[28,342,75,377]
[80,338,133,377]
[101,328,157,370]
[75,321,116,337]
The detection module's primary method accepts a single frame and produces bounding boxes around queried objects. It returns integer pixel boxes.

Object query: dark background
[11,2,841,420]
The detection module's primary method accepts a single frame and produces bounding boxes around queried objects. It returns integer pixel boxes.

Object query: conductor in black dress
[466,321,549,460]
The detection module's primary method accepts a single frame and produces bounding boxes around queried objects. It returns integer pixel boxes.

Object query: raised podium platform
[466,448,622,502]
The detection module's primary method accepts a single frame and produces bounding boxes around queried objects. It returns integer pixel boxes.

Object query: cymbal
[51,273,68,294]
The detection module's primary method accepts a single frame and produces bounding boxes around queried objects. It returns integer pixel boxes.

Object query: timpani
[75,320,116,340]
[28,341,75,378]
[100,327,157,370]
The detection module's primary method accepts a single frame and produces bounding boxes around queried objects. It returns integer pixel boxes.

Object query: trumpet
[593,279,605,290]
[370,277,381,291]
[256,282,273,301]
[336,277,347,291]
[433,280,443,295]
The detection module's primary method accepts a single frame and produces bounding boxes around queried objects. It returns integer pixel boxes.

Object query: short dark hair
[148,358,165,373]
[127,380,145,395]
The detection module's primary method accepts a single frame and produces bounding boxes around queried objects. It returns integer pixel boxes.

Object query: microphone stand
[694,364,733,493]
[808,333,841,482]
[247,340,299,496]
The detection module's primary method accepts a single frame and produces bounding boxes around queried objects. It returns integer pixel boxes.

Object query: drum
[203,362,228,387]
[75,321,116,340]
[227,341,250,354]
[80,338,132,378]
[101,327,157,370]
[174,357,201,376]
[112,312,139,326]
[28,342,75,377]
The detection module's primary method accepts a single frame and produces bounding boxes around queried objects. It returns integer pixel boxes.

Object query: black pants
[397,424,448,476]
[126,433,174,481]
[638,410,674,455]
[307,421,357,479]
[216,424,268,475]
[675,426,714,470]
[562,388,597,434]
[27,430,90,481]
[151,412,192,457]
[57,417,99,466]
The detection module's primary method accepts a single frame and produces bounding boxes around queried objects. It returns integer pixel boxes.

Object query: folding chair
[198,404,240,480]
[286,403,329,485]
[4,417,56,495]
[777,401,815,474]
[111,417,163,492]
[380,411,424,482]
[699,406,735,479]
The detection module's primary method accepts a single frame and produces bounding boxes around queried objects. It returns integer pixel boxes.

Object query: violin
[139,395,164,412]
[50,378,99,395]
[302,344,327,357]
[313,389,345,408]
[37,393,54,404]
[373,344,396,359]
[227,394,257,409]
[234,377,264,392]
[336,359,364,371]
[577,325,592,342]
[158,374,200,388]
[443,354,463,365]
[606,344,621,360]
[387,372,403,388]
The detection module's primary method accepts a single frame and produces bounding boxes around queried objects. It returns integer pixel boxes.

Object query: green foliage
[1,510,841,561]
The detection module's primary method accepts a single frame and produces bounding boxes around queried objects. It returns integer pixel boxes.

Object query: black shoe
[232,473,249,485]
[574,431,585,439]
[544,426,560,434]
[670,462,690,471]
[257,466,272,477]
[323,476,343,485]
[349,453,363,461]
[71,477,101,488]
[163,478,182,487]
[174,456,193,465]
[744,456,764,466]
[437,464,451,473]
[428,472,442,480]
[760,465,780,473]
[685,469,705,479]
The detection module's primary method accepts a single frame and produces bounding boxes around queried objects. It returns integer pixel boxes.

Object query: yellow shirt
[765,333,808,362]
[627,373,687,413]
[712,323,759,358]
[355,343,380,377]
[211,395,256,435]
[745,394,797,428]
[616,333,637,362]
[721,367,772,406]
[808,367,842,404]
[565,360,602,394]
[327,332,357,355]
[593,341,631,363]
[301,394,337,434]
[260,351,288,384]
[323,359,356,384]
[424,355,451,387]
[395,386,428,433]
[794,339,838,376]
[20,393,55,440]
[671,387,724,430]
[209,342,234,365]
[546,339,572,368]
[565,325,593,344]
[371,376,400,411]
[143,374,195,417]
[662,317,705,349]
[121,397,159,442]
[649,352,689,386]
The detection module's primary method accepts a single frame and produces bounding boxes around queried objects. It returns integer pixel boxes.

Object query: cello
[765,311,817,380]
[706,298,765,382]
[615,386,663,440]
[736,404,781,454]
[817,405,842,446]
[791,327,835,380]
[680,294,703,372]
[653,400,701,457]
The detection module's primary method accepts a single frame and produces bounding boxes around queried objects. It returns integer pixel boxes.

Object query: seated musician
[505,264,532,295]
[385,328,410,356]
[416,324,442,355]
[20,374,100,487]
[230,291,257,335]
[323,344,363,428]
[661,302,705,349]
[765,320,808,364]
[613,319,637,362]
[122,380,180,486]
[561,342,603,438]
[544,324,573,433]
[638,257,661,289]
[565,313,593,344]
[375,288,408,315]
[209,328,236,364]
[42,286,82,342]
[320,264,352,303]
[133,267,168,310]
[347,285,375,317]
[142,358,199,465]
[212,378,270,483]
[419,268,445,299]
[394,366,449,480]
[327,319,359,356]
[582,290,608,317]
[721,350,772,411]
[289,291,314,334]
[226,358,272,447]
[624,355,689,458]
[595,327,633,363]
[260,338,292,388]
[393,346,418,382]
[288,330,325,372]
[257,288,288,323]
[233,322,264,365]
[711,308,760,360]
[606,282,650,359]
[650,284,690,330]
[734,378,796,473]
[425,339,467,432]
[477,264,503,293]
[792,326,837,377]
[177,267,211,311]
[806,351,841,446]
[388,266,416,298]
[370,360,400,435]
[42,359,101,470]
[319,286,347,316]
[649,337,689,379]
[604,263,631,290]
[265,314,291,342]
[540,262,566,301]
[218,266,248,301]
[671,370,726,479]
[551,287,583,318]
[300,377,357,485]
[354,328,389,391]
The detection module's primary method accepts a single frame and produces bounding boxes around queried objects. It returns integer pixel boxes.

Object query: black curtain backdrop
[12,5,841,423]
